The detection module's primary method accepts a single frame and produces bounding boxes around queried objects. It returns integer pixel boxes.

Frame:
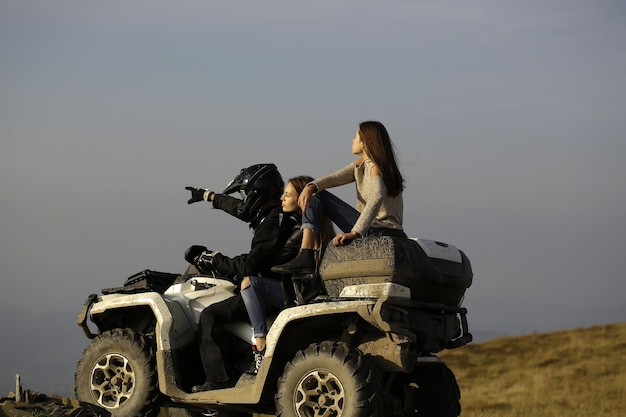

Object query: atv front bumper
[77,293,99,339]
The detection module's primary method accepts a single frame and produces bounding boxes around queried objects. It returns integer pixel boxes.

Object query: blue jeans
[304,190,407,238]
[302,190,359,233]
[240,276,285,338]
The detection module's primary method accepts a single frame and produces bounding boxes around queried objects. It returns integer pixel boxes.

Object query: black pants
[197,294,248,383]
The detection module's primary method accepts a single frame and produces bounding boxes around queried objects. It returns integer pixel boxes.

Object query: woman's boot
[271,249,316,274]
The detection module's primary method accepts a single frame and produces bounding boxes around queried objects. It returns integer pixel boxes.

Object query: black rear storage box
[319,236,472,306]
[102,269,180,295]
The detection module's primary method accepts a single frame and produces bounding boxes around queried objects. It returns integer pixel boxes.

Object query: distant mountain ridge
[0,308,89,397]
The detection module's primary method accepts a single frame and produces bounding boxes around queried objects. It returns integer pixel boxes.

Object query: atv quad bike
[75,236,473,417]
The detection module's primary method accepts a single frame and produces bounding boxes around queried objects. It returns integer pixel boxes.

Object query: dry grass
[440,323,626,417]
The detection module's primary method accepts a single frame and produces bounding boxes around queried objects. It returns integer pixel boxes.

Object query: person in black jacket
[184,163,301,392]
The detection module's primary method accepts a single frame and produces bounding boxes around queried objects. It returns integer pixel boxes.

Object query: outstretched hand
[186,187,213,204]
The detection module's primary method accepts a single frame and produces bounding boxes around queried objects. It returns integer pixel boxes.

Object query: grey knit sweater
[312,159,404,236]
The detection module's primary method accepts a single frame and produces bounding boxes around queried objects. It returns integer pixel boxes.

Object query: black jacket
[208,194,302,279]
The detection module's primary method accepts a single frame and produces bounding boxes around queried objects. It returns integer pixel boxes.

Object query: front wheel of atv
[275,341,384,417]
[75,328,160,417]
[395,363,461,417]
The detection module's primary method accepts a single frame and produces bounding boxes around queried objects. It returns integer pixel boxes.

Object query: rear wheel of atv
[395,363,461,417]
[75,328,160,417]
[275,341,384,417]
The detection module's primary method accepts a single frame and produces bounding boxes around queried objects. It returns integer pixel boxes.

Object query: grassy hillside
[440,323,626,417]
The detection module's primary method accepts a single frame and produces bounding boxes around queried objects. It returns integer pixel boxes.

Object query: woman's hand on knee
[241,276,251,290]
[298,184,316,211]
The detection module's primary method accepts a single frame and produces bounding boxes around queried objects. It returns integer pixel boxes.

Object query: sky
[1,0,625,378]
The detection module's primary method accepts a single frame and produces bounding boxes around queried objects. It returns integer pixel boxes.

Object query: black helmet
[222,163,284,222]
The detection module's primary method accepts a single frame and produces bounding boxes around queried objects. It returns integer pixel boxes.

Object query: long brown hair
[358,121,405,197]
[288,175,336,251]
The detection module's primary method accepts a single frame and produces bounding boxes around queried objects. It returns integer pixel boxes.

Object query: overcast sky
[1,0,625,343]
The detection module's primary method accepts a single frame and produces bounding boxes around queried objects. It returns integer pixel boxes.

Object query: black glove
[195,250,220,273]
[185,187,213,204]
[185,245,207,264]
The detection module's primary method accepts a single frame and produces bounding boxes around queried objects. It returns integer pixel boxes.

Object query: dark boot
[272,249,316,275]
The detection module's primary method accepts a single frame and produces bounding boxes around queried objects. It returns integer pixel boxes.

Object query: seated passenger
[273,121,407,275]
[240,175,334,375]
